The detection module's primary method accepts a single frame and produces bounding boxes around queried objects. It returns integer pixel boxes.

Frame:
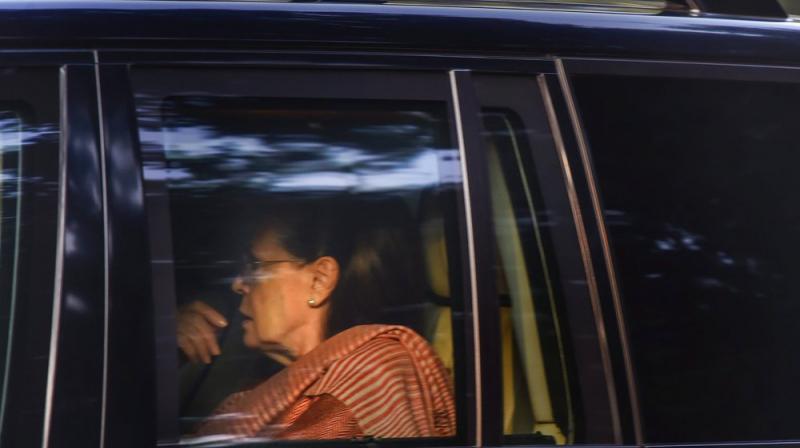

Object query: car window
[0,69,60,447]
[133,72,468,446]
[484,110,574,444]
[473,74,620,445]
[573,74,800,443]
[0,111,22,411]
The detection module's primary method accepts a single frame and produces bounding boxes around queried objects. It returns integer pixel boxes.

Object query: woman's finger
[176,301,226,363]
[191,315,222,357]
[185,318,214,364]
[190,301,228,328]
[179,320,208,363]
[177,331,199,363]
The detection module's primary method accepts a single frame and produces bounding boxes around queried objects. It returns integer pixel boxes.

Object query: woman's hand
[177,301,228,364]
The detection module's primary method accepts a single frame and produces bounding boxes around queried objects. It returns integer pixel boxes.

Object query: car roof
[0,1,799,65]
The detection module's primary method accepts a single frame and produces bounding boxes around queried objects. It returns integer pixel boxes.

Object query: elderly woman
[178,199,456,441]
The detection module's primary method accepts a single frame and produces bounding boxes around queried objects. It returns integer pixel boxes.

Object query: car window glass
[0,69,60,447]
[573,74,800,443]
[484,111,573,445]
[0,111,22,408]
[136,92,465,445]
[473,73,619,445]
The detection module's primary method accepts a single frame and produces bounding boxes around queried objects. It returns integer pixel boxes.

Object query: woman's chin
[241,321,261,348]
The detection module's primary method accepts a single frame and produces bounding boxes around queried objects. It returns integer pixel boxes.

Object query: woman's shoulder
[325,324,429,347]
[305,324,442,395]
[306,324,456,438]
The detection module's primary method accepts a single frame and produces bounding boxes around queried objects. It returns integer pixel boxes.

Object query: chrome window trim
[42,66,69,448]
[449,69,483,446]
[555,57,642,445]
[94,50,111,448]
[539,68,623,444]
[0,111,24,438]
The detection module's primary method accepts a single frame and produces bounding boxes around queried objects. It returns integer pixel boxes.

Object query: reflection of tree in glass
[138,96,456,193]
[0,117,58,200]
[607,210,776,297]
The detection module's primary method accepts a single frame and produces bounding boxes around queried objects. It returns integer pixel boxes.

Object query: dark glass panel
[574,75,800,443]
[0,69,60,448]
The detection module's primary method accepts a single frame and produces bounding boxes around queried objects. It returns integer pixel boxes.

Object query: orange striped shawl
[197,324,456,440]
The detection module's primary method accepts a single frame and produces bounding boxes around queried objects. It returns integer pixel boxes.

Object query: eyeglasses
[240,252,304,279]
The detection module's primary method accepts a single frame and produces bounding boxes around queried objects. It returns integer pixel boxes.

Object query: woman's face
[232,230,316,358]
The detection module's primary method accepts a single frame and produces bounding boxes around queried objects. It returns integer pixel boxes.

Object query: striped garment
[197,324,456,440]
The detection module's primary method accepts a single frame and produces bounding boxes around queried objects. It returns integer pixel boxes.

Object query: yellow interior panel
[488,148,566,444]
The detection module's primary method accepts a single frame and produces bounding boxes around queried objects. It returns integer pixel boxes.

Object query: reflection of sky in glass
[0,116,57,201]
[268,151,440,192]
[0,115,21,208]
[139,97,459,193]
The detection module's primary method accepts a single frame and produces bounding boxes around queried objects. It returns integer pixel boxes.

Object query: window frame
[473,73,622,445]
[129,66,478,448]
[0,52,101,448]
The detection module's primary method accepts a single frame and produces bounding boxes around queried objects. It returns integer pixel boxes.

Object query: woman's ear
[310,256,339,306]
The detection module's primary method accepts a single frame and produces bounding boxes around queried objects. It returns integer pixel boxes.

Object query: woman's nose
[231,274,249,294]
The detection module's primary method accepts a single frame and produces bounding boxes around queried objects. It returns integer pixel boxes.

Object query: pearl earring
[307,297,318,308]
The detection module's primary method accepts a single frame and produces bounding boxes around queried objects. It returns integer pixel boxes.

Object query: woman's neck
[267,318,327,365]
